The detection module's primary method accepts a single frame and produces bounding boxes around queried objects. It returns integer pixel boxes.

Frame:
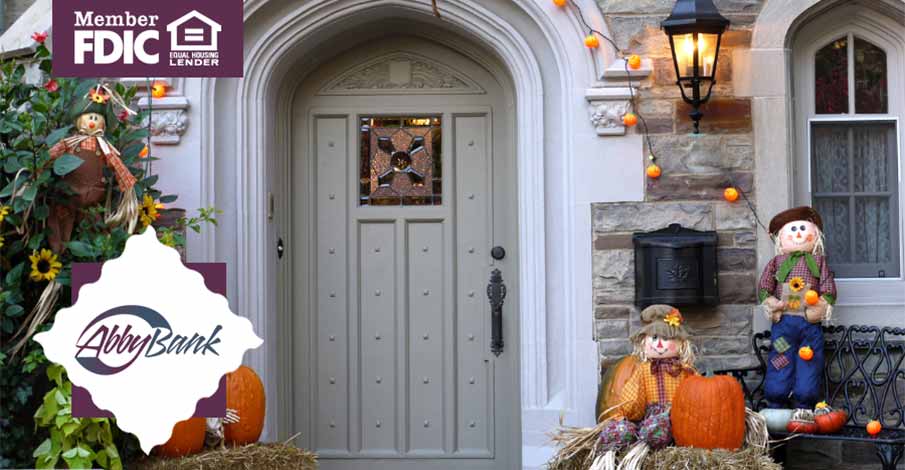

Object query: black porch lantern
[661,0,730,133]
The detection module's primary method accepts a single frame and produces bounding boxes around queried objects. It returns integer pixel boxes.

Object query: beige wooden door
[291,39,518,470]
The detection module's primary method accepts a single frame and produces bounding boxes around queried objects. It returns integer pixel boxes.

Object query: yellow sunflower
[663,308,683,327]
[139,194,160,228]
[789,276,805,292]
[0,235,4,250]
[29,249,62,282]
[0,205,9,224]
[89,88,109,104]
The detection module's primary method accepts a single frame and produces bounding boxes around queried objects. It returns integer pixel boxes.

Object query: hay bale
[642,446,780,470]
[131,443,317,470]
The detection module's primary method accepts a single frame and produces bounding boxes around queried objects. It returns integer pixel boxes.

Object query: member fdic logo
[34,229,262,452]
[52,0,242,77]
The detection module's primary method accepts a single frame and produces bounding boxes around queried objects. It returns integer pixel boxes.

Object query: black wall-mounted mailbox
[633,223,718,308]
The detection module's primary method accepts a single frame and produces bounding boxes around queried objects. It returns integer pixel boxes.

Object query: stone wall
[1,0,36,33]
[591,0,767,372]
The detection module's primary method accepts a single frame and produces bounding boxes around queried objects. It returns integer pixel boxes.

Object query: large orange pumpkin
[671,374,746,450]
[153,417,206,457]
[595,355,640,422]
[224,365,266,445]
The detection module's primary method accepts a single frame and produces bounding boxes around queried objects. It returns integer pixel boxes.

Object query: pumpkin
[723,187,739,202]
[805,290,820,306]
[627,54,642,70]
[799,346,814,361]
[671,374,746,450]
[622,113,638,127]
[815,409,847,434]
[595,355,640,421]
[787,419,817,434]
[153,417,206,457]
[224,365,267,445]
[646,164,662,179]
[867,420,882,436]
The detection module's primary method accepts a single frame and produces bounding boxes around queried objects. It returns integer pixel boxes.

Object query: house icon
[166,10,222,52]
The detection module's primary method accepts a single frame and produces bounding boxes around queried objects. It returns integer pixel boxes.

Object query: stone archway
[199,1,617,465]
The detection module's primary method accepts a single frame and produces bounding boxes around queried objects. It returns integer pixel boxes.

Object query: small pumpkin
[671,374,746,450]
[814,409,847,434]
[787,419,817,434]
[622,113,638,127]
[799,346,814,361]
[805,289,820,306]
[224,365,267,445]
[646,164,662,179]
[867,420,882,436]
[153,417,206,457]
[595,355,640,421]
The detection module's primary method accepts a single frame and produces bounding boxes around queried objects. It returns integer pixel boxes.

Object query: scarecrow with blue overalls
[758,206,837,409]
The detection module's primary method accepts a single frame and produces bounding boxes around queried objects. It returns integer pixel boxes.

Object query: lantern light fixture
[661,0,730,133]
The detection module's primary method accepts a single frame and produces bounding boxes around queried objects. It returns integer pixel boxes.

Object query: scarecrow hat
[768,206,823,235]
[631,304,688,342]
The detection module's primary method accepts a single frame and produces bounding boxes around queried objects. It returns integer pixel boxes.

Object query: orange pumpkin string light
[866,420,882,436]
[552,0,567,6]
[150,80,167,98]
[628,54,642,69]
[799,346,814,361]
[646,163,661,179]
[622,112,638,127]
[723,186,739,202]
[584,34,600,49]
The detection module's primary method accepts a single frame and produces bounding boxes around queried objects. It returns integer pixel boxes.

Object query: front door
[291,39,519,470]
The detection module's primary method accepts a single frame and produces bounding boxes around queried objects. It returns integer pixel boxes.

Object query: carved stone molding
[585,87,632,136]
[143,110,189,145]
[319,51,485,95]
[585,58,653,137]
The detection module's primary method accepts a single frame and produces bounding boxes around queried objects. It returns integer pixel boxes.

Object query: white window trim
[793,4,905,307]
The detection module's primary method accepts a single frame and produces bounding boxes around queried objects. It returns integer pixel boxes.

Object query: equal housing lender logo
[52,0,242,77]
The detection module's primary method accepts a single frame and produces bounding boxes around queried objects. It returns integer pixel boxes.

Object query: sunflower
[0,235,4,250]
[663,308,683,327]
[0,205,9,224]
[89,88,109,104]
[139,194,160,228]
[29,249,62,282]
[789,276,805,292]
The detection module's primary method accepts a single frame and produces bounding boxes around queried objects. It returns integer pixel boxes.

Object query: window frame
[793,7,905,307]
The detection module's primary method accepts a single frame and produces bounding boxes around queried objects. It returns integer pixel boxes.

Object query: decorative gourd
[866,420,882,436]
[787,419,817,434]
[224,365,267,445]
[153,417,206,457]
[671,374,746,450]
[814,409,847,434]
[595,355,640,422]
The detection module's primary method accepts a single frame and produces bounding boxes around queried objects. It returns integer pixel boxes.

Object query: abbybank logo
[53,0,242,77]
[34,229,262,452]
[75,305,222,375]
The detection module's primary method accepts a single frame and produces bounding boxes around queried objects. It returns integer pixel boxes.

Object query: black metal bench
[717,325,905,469]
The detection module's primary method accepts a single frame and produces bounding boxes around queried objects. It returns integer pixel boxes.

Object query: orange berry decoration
[805,289,820,306]
[151,81,167,98]
[867,420,882,436]
[584,34,600,49]
[646,164,662,179]
[627,54,642,70]
[723,187,739,202]
[623,113,638,127]
[799,346,814,361]
[552,0,567,6]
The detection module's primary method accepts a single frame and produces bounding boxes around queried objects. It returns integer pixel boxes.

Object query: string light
[555,0,660,175]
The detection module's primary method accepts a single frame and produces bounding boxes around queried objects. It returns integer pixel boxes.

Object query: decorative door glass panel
[815,37,848,114]
[854,38,887,114]
[359,116,442,206]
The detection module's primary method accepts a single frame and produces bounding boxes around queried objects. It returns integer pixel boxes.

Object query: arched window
[795,17,902,282]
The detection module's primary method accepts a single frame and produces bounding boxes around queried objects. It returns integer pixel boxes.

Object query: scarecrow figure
[593,305,697,470]
[46,89,138,252]
[758,206,836,410]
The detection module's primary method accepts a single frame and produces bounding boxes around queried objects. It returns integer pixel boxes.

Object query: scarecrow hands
[762,296,785,323]
[805,298,830,324]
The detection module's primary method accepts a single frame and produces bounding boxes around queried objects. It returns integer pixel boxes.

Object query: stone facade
[592,0,766,373]
[1,0,35,33]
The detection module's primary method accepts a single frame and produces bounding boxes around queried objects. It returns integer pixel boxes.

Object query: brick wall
[591,0,766,373]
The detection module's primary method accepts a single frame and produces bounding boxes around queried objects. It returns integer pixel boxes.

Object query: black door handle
[487,269,506,356]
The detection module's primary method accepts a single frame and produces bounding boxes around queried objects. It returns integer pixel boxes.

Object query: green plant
[157,207,221,248]
[32,364,122,469]
[0,41,199,468]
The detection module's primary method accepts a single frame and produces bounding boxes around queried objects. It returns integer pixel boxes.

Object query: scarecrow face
[643,334,680,359]
[779,219,818,254]
[77,113,106,133]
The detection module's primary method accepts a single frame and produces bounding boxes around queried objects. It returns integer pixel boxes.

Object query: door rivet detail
[328,248,335,254]
[469,377,475,384]
[375,333,381,340]
[376,420,381,428]
[468,194,475,200]
[330,421,336,428]
[375,290,381,296]
[423,420,430,428]
[329,377,335,384]
[329,292,336,298]
[423,377,430,384]
[469,421,476,428]
[423,290,430,296]
[423,334,429,340]
[328,193,335,200]
[422,246,429,252]
[468,291,475,297]
[329,335,335,341]
[374,247,381,253]
[376,376,382,384]
[328,141,335,148]
[468,334,475,341]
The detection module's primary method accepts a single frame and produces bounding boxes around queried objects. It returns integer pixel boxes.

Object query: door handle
[277,237,284,259]
[487,268,506,356]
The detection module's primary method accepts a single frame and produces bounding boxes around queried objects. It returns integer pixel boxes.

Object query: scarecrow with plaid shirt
[593,304,698,470]
[758,206,837,410]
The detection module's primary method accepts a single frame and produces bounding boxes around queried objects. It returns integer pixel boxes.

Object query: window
[359,116,442,206]
[807,33,900,279]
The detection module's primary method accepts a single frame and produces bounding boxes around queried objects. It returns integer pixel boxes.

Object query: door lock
[491,246,506,260]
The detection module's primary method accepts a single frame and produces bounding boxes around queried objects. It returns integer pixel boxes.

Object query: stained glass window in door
[359,116,442,206]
